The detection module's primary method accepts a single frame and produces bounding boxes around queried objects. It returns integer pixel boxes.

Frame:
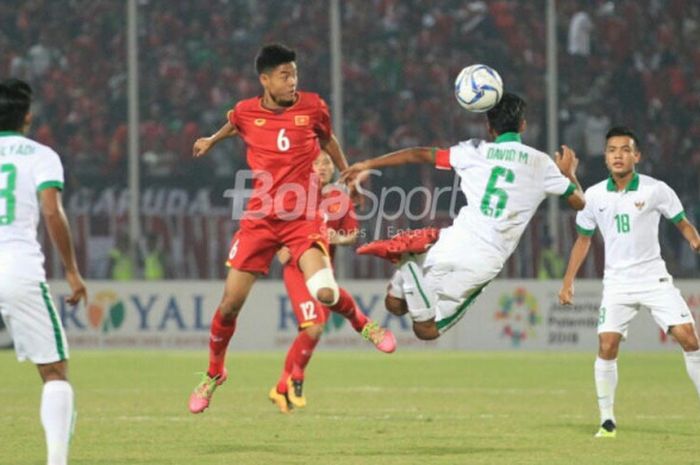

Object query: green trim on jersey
[606,172,639,192]
[494,132,522,144]
[576,224,595,236]
[40,282,67,361]
[436,282,489,332]
[561,182,577,198]
[670,211,686,224]
[37,180,64,192]
[0,131,23,137]
[407,262,431,308]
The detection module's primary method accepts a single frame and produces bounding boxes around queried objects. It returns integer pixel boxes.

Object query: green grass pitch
[1,351,698,465]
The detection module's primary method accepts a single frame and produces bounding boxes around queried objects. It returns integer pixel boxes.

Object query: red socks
[207,309,237,377]
[329,288,368,332]
[276,331,320,393]
[274,290,368,394]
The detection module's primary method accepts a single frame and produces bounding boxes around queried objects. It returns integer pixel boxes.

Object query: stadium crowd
[1,0,697,277]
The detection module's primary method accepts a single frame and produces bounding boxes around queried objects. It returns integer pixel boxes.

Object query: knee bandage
[306,268,339,305]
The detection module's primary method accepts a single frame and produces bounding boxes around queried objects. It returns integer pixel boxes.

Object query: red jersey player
[268,151,396,413]
[188,44,393,414]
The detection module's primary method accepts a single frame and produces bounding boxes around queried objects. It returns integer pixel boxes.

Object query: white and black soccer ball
[454,64,503,113]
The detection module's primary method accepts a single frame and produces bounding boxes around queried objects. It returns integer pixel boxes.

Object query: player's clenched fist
[193,137,213,157]
[558,284,574,305]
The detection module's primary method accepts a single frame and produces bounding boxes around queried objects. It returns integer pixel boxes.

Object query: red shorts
[283,262,331,329]
[226,216,329,274]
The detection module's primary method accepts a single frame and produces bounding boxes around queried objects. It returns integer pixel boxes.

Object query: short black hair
[0,78,32,131]
[605,126,641,152]
[486,93,526,135]
[255,44,296,75]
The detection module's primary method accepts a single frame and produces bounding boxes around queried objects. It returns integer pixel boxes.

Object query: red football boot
[356,238,404,263]
[390,228,440,254]
[356,228,440,263]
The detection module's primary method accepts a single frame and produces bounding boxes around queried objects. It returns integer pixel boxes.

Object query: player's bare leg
[598,332,622,360]
[299,246,338,306]
[37,361,75,465]
[670,323,700,351]
[669,323,700,403]
[412,320,440,340]
[594,332,622,437]
[385,295,408,316]
[189,268,257,414]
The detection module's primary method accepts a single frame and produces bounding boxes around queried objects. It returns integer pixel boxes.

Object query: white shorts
[388,257,492,334]
[597,281,694,339]
[0,277,69,364]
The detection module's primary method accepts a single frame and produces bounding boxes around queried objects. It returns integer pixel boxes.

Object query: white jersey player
[559,126,700,438]
[341,93,585,340]
[0,79,87,465]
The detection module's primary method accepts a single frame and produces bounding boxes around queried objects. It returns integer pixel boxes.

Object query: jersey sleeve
[34,149,64,192]
[433,147,451,170]
[656,182,686,223]
[575,190,597,236]
[314,97,332,141]
[226,106,238,129]
[543,156,576,197]
[439,140,480,171]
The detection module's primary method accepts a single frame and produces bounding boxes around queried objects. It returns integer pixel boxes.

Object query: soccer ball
[454,65,503,113]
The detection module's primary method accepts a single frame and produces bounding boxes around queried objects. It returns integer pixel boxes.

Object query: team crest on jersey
[634,201,645,210]
[294,115,310,126]
[254,118,266,126]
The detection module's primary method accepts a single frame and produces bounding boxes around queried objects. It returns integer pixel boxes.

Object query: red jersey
[319,187,359,261]
[228,91,332,220]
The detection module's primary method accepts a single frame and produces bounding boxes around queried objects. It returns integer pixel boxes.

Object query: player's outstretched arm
[40,188,87,305]
[193,121,238,158]
[559,234,592,305]
[321,134,350,172]
[339,147,434,186]
[675,218,700,253]
[555,145,585,210]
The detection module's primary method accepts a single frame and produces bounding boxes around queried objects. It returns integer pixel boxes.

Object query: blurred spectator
[143,234,167,280]
[108,231,135,281]
[567,5,593,58]
[582,103,611,184]
[537,234,565,280]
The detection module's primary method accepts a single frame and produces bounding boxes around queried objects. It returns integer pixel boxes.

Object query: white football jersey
[575,173,685,291]
[426,132,575,268]
[0,131,64,280]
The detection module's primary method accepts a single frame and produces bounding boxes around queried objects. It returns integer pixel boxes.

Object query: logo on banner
[88,290,126,334]
[494,287,541,346]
